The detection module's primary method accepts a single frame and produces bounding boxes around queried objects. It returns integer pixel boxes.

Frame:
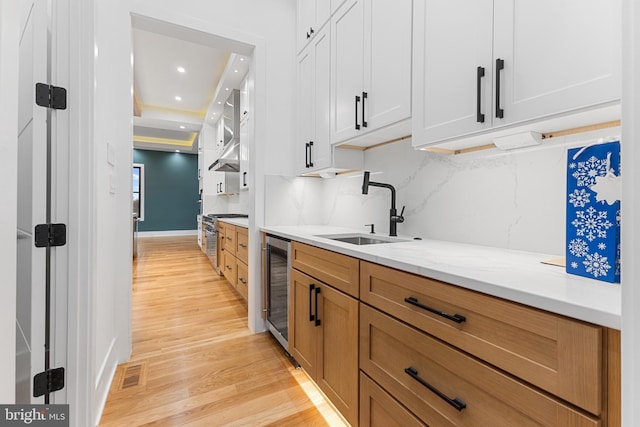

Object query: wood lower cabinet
[290,268,359,426]
[360,373,425,427]
[360,261,603,415]
[360,304,600,427]
[219,222,248,304]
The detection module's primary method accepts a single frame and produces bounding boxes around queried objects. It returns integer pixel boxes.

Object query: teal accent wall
[133,149,199,232]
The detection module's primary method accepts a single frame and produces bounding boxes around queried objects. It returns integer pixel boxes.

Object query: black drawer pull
[226,265,232,270]
[239,243,247,248]
[309,284,315,322]
[405,367,466,411]
[239,278,247,285]
[361,91,368,128]
[404,297,466,324]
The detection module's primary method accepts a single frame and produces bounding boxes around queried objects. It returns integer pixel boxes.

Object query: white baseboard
[138,229,198,237]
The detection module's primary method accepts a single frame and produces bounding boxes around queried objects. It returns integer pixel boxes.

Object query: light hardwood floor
[100,236,346,427]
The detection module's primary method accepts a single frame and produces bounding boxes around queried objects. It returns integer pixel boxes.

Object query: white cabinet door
[493,0,621,127]
[330,0,364,143]
[413,0,493,145]
[297,0,331,54]
[363,0,412,133]
[297,25,332,175]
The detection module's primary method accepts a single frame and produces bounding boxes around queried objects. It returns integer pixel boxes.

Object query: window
[133,163,144,221]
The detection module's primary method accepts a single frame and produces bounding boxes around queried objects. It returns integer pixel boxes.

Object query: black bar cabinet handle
[243,171,247,187]
[405,367,466,411]
[239,278,247,285]
[404,297,466,324]
[362,92,368,127]
[309,284,315,322]
[476,66,485,123]
[495,58,504,119]
[355,95,361,130]
[305,142,310,168]
[314,286,321,326]
[308,141,314,167]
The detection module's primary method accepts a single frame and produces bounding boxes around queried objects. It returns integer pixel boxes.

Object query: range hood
[209,89,240,172]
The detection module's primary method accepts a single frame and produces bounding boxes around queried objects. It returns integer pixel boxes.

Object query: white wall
[0,0,19,404]
[91,0,134,423]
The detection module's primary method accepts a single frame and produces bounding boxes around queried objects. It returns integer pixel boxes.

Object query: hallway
[99,236,345,426]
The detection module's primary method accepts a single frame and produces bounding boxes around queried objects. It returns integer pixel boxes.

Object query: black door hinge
[34,223,67,248]
[33,367,65,397]
[35,83,67,110]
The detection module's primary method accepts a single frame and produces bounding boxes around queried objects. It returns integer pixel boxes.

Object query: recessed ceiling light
[225,87,229,91]
[175,150,180,153]
[179,125,185,129]
[177,66,186,73]
[234,69,239,73]
[240,58,244,61]
[218,101,222,104]
[175,96,182,101]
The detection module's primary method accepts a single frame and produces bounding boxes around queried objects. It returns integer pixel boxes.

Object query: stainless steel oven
[265,235,291,350]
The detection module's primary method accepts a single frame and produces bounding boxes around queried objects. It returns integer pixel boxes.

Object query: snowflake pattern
[582,253,611,278]
[572,155,607,187]
[568,189,590,208]
[598,242,607,251]
[571,206,613,242]
[570,261,578,269]
[568,239,589,257]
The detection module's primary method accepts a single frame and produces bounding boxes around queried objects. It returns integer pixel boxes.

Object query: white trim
[92,337,117,427]
[133,162,145,221]
[622,0,639,425]
[138,229,198,237]
[0,0,20,403]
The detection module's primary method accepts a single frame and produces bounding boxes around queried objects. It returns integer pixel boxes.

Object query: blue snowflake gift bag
[566,140,621,283]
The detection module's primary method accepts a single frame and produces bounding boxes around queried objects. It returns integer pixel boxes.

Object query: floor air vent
[118,361,147,390]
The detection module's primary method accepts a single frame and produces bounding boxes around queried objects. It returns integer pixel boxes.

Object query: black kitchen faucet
[361,171,405,237]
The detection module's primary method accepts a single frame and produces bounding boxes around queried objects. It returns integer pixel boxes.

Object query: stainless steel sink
[316,233,408,245]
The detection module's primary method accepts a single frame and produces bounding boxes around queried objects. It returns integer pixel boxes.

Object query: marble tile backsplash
[265,127,620,256]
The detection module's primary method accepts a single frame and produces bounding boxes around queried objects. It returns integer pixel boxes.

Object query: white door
[412,0,494,146]
[362,0,412,132]
[493,0,621,127]
[16,0,48,403]
[330,0,364,144]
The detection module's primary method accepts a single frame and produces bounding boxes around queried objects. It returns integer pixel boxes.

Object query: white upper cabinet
[413,0,621,149]
[297,0,331,54]
[330,0,412,146]
[297,25,333,175]
[239,116,250,191]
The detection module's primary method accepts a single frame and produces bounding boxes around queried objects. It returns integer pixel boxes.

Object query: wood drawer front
[224,224,237,256]
[360,372,426,427]
[291,242,359,297]
[360,261,602,415]
[236,227,248,264]
[223,252,237,285]
[360,305,600,427]
[236,260,248,301]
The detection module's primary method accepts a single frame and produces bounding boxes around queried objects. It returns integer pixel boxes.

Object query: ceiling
[132,19,251,154]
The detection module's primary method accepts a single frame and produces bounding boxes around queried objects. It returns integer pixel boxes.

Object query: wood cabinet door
[492,0,620,127]
[412,0,493,146]
[316,283,359,426]
[362,0,412,133]
[290,269,318,377]
[224,224,236,256]
[360,372,426,427]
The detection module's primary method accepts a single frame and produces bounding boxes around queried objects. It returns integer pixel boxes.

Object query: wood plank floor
[100,236,347,427]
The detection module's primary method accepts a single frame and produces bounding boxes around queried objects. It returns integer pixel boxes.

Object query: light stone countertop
[260,224,621,330]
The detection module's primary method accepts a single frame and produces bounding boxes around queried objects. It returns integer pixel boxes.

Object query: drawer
[223,251,237,285]
[291,242,359,297]
[224,224,237,256]
[360,304,600,427]
[236,226,248,264]
[360,261,602,415]
[236,260,248,302]
[360,372,425,427]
